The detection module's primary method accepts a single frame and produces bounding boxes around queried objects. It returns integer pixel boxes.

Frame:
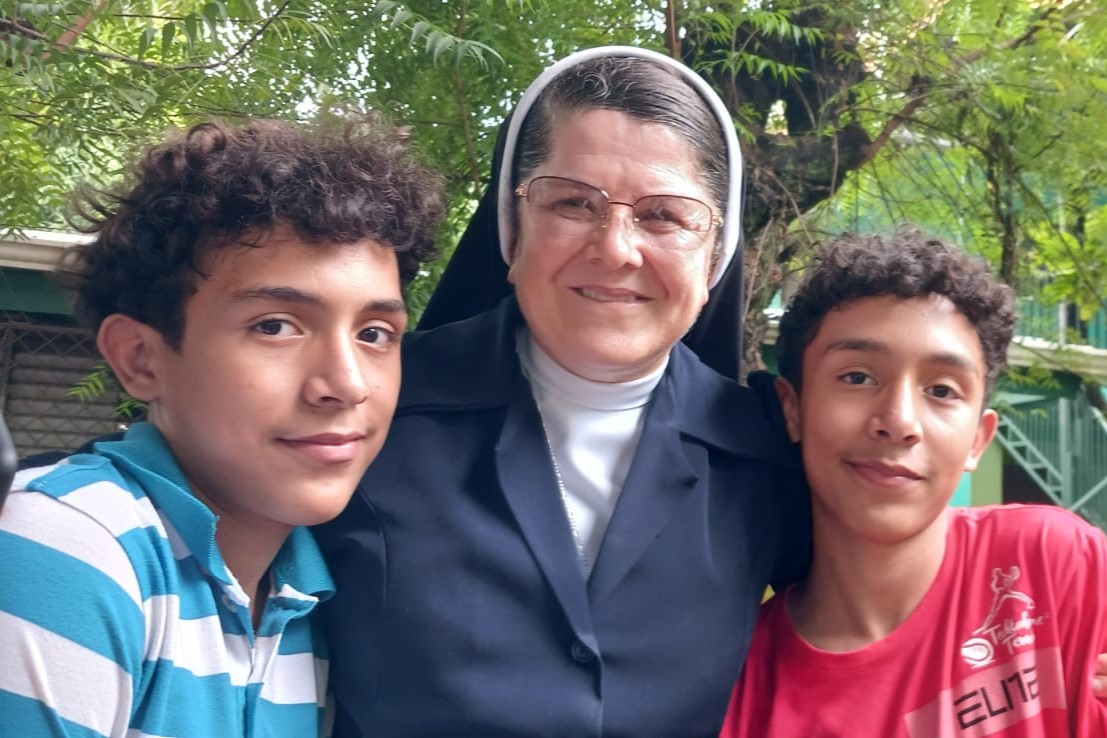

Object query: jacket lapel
[496,370,598,649]
[586,368,701,601]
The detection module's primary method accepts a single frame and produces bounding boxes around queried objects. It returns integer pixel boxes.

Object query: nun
[314,45,811,738]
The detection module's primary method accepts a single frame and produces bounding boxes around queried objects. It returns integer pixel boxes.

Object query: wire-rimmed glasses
[515,176,720,251]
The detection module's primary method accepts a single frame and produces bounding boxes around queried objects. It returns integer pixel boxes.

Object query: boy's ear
[774,377,802,443]
[96,314,168,403]
[964,408,999,472]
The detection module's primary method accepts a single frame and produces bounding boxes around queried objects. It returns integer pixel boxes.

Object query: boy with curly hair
[721,231,1107,737]
[0,116,442,737]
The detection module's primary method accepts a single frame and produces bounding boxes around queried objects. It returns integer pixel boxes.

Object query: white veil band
[496,45,743,290]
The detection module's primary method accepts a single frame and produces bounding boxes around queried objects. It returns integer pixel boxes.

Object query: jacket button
[570,640,595,664]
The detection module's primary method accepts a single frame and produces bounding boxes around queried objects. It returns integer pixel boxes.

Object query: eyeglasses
[514,176,721,251]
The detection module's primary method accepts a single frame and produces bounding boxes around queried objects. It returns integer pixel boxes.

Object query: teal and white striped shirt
[0,422,333,737]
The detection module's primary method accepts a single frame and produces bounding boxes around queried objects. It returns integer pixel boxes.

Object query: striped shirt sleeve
[0,485,145,737]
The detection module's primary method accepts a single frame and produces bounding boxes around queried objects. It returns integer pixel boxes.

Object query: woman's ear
[96,314,167,403]
[506,239,521,284]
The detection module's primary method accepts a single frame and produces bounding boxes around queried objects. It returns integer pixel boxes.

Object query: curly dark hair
[776,230,1015,399]
[61,115,444,347]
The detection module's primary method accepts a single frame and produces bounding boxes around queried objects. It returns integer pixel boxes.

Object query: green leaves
[66,362,145,418]
[3,0,1106,382]
[377,1,502,66]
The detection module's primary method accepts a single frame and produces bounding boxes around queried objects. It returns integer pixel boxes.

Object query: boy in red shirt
[721,231,1107,737]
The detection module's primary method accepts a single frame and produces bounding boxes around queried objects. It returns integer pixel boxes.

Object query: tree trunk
[684,7,870,373]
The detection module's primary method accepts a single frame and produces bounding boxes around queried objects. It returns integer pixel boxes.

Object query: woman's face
[507,108,717,383]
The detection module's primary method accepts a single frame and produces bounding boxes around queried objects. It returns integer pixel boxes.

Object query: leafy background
[3,1,1106,398]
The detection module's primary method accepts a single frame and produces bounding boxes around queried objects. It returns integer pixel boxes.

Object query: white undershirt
[517,329,666,574]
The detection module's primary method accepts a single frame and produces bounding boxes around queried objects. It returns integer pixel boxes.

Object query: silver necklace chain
[537,411,590,570]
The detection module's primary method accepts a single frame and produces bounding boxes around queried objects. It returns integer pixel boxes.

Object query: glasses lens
[634,196,713,235]
[527,177,605,223]
[522,176,714,251]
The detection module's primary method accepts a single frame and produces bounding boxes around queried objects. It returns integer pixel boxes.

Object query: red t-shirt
[721,505,1107,738]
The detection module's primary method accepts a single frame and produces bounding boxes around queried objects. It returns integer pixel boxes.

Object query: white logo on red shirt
[960,566,1044,669]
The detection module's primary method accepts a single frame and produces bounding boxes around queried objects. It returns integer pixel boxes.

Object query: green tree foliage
[3,1,1106,383]
[1,0,666,309]
[797,0,1107,403]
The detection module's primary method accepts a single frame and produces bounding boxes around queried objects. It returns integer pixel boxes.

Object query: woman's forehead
[541,111,703,182]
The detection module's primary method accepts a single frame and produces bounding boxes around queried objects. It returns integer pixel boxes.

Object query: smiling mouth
[848,460,923,487]
[279,434,366,464]
[575,287,647,303]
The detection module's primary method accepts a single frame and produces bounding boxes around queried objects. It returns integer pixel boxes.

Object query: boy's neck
[788,509,950,652]
[212,514,289,630]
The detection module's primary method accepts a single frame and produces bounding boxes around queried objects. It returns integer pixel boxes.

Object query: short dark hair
[776,230,1015,399]
[62,115,444,347]
[513,55,728,258]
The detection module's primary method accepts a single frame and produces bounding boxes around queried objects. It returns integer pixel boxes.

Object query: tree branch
[665,0,680,59]
[5,0,292,72]
[53,0,110,50]
[858,7,1060,168]
[448,0,482,190]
